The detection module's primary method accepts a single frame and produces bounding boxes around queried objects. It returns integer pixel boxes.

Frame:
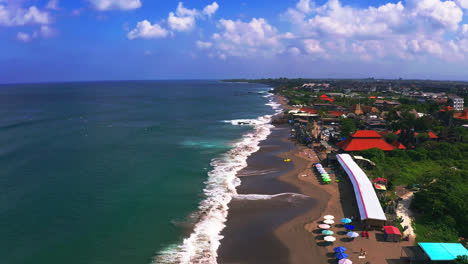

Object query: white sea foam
[153,91,282,264]
[235,193,310,201]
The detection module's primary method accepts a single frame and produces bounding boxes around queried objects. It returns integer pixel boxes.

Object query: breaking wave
[153,92,281,264]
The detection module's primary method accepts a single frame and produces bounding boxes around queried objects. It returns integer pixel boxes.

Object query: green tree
[416,133,430,144]
[454,255,468,264]
[384,133,398,143]
[318,106,328,117]
[340,118,356,137]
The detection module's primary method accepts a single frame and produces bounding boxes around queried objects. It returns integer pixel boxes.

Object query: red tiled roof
[351,130,383,138]
[329,111,344,117]
[440,106,453,112]
[320,94,329,98]
[454,109,468,120]
[337,138,396,151]
[337,130,396,151]
[391,141,407,149]
[369,96,376,99]
[428,132,438,139]
[299,107,318,114]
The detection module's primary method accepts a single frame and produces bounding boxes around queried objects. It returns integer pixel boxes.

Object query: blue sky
[1,0,468,83]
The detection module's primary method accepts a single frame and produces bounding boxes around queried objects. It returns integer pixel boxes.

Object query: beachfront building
[337,130,396,152]
[449,95,464,111]
[336,154,387,227]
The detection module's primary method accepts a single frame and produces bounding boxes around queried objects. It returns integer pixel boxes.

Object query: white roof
[337,154,386,221]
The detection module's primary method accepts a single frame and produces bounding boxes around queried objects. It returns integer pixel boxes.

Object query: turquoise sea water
[0,81,276,264]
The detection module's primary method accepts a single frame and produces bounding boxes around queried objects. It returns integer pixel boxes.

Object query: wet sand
[218,95,412,264]
[217,126,329,264]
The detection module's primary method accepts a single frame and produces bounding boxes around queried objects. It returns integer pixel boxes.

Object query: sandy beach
[218,95,412,264]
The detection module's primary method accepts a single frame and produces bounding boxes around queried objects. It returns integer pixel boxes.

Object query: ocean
[0,80,280,264]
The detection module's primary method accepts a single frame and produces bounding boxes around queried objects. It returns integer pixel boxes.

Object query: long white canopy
[337,154,386,221]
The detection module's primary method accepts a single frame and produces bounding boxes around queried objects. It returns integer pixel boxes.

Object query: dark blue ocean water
[0,80,275,264]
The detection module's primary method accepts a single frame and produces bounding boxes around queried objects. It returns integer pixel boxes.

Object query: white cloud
[127,20,169,39]
[304,0,406,37]
[281,32,296,39]
[296,0,313,13]
[409,0,463,31]
[303,39,325,54]
[460,24,468,37]
[203,2,219,16]
[168,11,195,31]
[0,5,50,26]
[288,47,301,55]
[16,31,31,42]
[273,0,468,62]
[456,0,468,9]
[88,0,141,11]
[204,17,289,58]
[175,2,197,17]
[40,25,56,37]
[46,0,59,10]
[196,40,212,49]
[215,18,281,52]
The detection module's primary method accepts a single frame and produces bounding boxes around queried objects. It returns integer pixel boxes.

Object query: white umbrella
[339,259,353,264]
[324,236,336,242]
[324,219,335,225]
[347,232,359,238]
[318,224,331,229]
[324,215,334,220]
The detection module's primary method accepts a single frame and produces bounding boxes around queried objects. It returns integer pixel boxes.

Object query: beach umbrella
[341,218,352,224]
[338,259,353,264]
[324,219,334,225]
[318,224,331,229]
[324,215,334,220]
[322,230,334,235]
[344,224,355,230]
[324,236,336,242]
[333,246,347,253]
[347,232,359,238]
[335,252,348,259]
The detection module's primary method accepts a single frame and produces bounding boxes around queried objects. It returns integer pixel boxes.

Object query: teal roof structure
[418,243,468,261]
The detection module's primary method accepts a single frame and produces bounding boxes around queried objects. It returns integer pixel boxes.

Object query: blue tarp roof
[418,243,468,261]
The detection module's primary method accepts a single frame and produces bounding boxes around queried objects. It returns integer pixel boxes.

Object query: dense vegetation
[357,143,468,242]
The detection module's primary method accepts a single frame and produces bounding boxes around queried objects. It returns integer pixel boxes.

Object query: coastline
[218,94,412,264]
[217,94,331,264]
[217,125,323,264]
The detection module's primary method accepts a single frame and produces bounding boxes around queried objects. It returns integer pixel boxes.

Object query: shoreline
[217,95,332,264]
[218,94,413,264]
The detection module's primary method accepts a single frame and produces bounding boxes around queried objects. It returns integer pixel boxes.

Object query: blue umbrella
[341,218,352,224]
[344,224,355,230]
[335,252,349,259]
[333,246,347,253]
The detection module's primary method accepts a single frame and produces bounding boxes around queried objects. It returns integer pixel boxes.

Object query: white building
[449,95,464,111]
